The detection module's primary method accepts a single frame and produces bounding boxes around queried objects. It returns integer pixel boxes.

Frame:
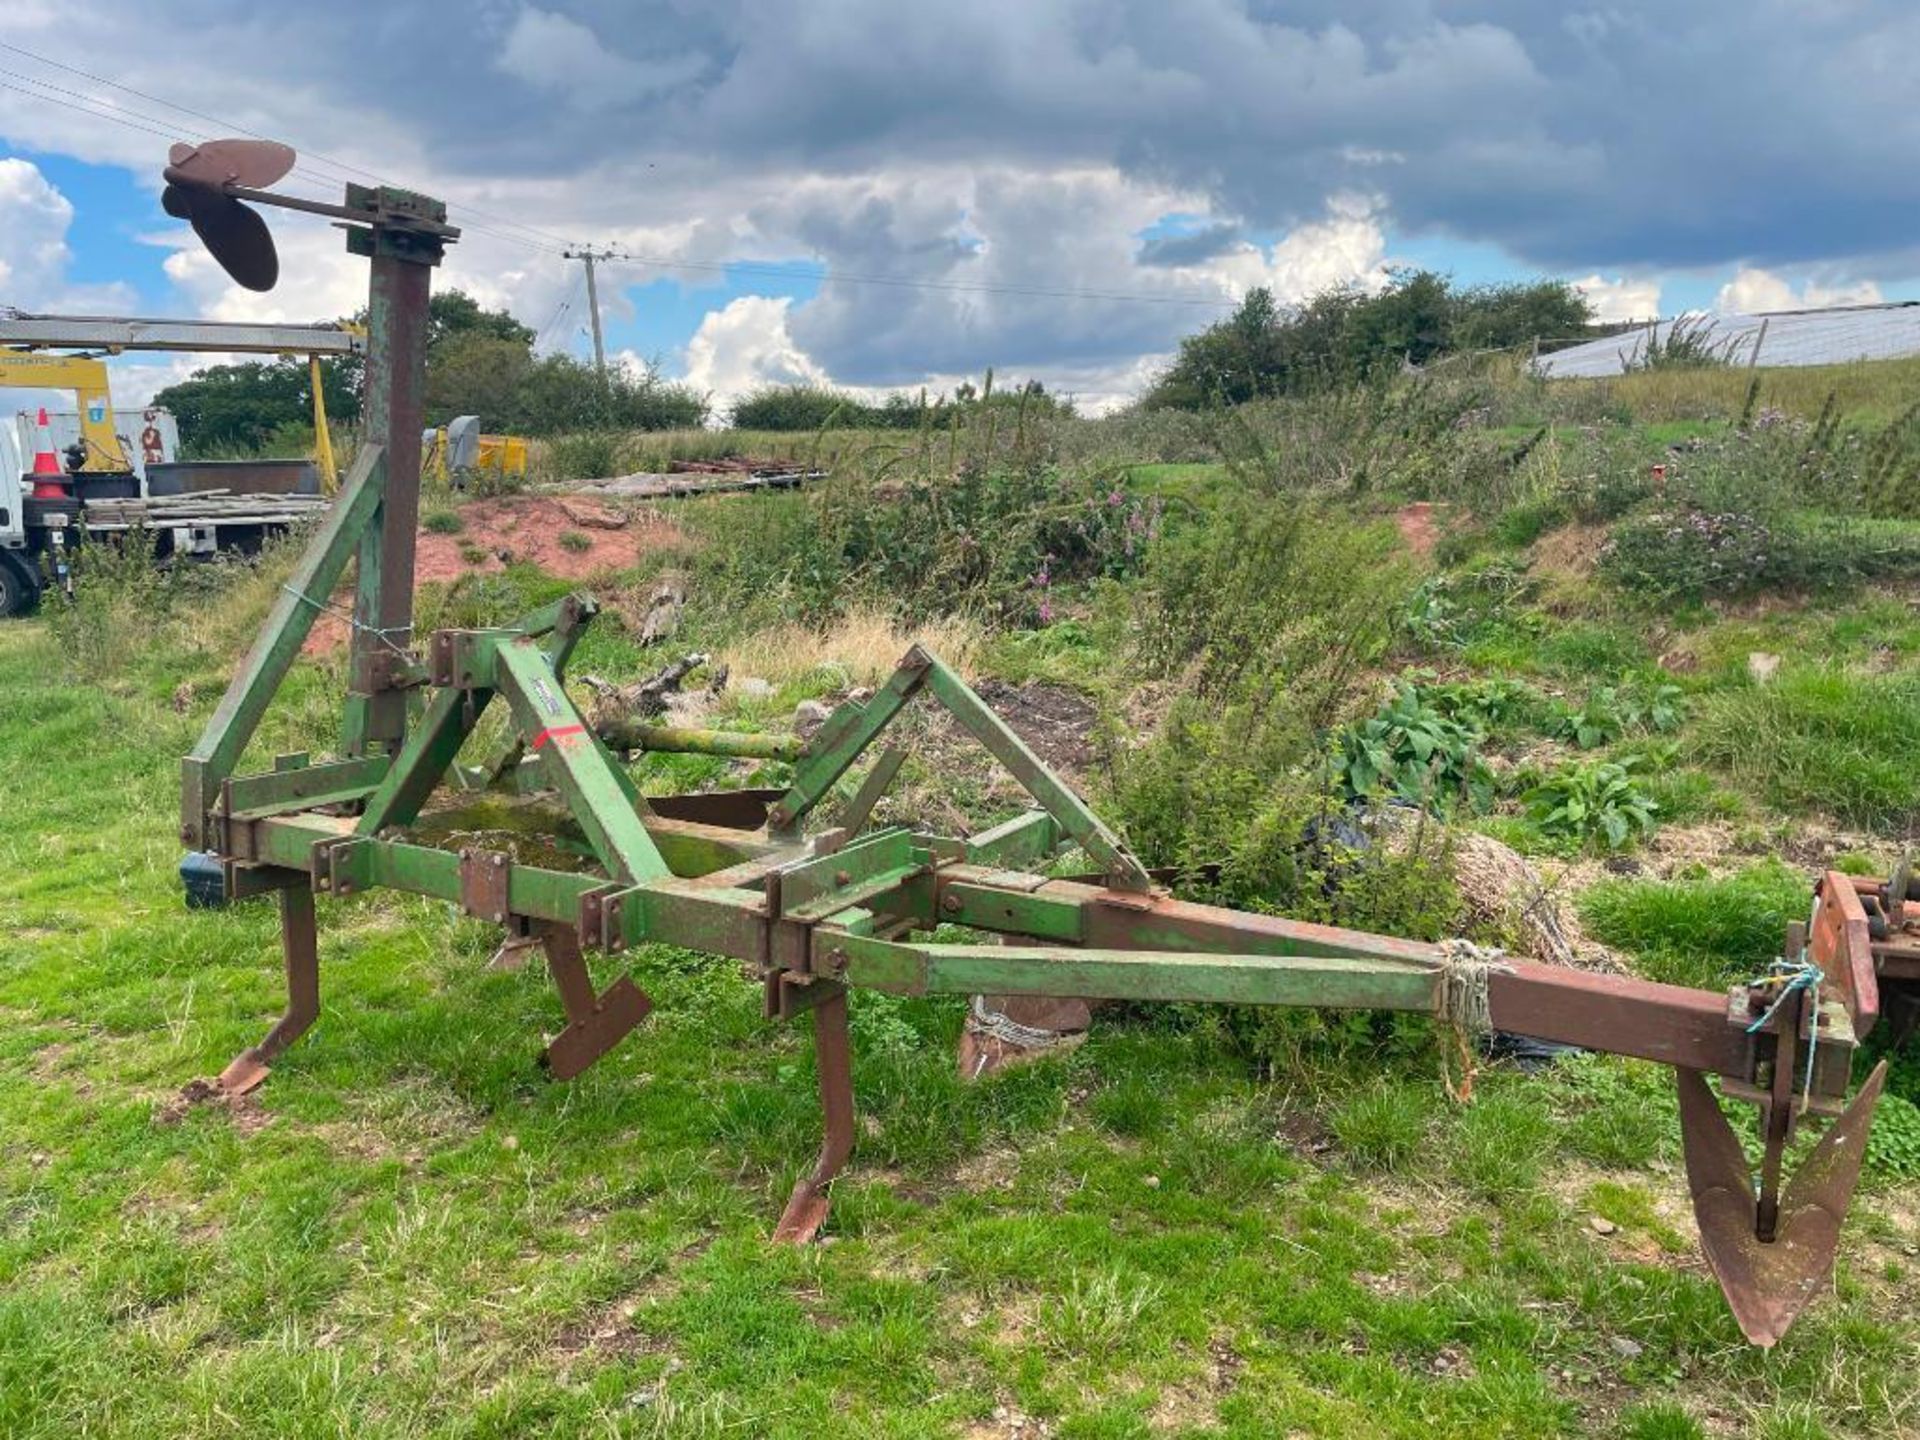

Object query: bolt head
[942,893,962,913]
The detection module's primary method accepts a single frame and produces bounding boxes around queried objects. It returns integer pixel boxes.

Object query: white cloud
[1204,194,1393,303]
[0,158,137,312]
[681,295,830,410]
[496,6,704,111]
[1573,273,1661,323]
[1715,266,1882,314]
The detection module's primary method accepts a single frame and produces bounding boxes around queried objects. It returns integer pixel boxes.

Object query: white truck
[0,313,362,616]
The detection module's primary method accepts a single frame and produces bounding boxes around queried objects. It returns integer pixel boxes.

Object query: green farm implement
[169,140,1911,1349]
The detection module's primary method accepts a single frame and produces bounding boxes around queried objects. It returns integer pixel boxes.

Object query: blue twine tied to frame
[1743,948,1824,1109]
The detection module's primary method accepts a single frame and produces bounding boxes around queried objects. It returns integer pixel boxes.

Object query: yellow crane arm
[0,351,130,470]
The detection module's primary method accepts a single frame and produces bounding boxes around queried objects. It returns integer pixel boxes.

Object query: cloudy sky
[2,1,1916,414]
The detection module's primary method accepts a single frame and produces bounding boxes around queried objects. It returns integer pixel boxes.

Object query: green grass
[1691,667,1920,833]
[1579,352,1920,427]
[2,613,1916,1438]
[1577,861,1812,991]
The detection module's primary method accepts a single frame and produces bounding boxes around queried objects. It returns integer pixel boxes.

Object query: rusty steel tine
[773,988,856,1243]
[1679,1062,1889,1346]
[218,880,320,1094]
[538,924,653,1081]
[1756,990,1803,1242]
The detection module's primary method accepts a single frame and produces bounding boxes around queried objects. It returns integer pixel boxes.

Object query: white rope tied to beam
[1437,937,1512,1037]
[969,994,1071,1050]
[1436,938,1513,1103]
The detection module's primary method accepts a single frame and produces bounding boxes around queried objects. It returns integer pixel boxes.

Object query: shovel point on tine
[1678,1062,1889,1347]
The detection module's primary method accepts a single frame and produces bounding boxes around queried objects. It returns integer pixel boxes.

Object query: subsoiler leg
[218,880,320,1095]
[538,923,652,1080]
[773,989,856,1244]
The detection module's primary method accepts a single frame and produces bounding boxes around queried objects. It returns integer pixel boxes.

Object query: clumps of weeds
[692,456,1160,627]
[421,508,464,534]
[1546,679,1685,750]
[558,529,592,553]
[1445,1086,1554,1198]
[1041,1270,1165,1359]
[1524,756,1659,852]
[1336,681,1494,816]
[1132,494,1411,710]
[1691,666,1920,833]
[1865,1092,1920,1179]
[539,429,628,484]
[46,533,183,679]
[1401,560,1532,652]
[1577,860,1810,990]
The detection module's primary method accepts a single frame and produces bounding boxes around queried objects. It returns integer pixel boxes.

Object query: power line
[534,267,586,352]
[0,41,1243,314]
[0,39,575,255]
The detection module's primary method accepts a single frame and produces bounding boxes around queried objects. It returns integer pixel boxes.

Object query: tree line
[154,291,705,454]
[1141,271,1595,410]
[154,271,1599,453]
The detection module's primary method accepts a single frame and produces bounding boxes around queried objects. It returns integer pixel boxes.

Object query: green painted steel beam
[920,656,1150,892]
[766,646,1150,891]
[462,595,598,789]
[829,932,1444,1010]
[491,637,670,883]
[598,721,804,762]
[766,656,928,831]
[356,683,490,835]
[181,444,385,848]
[224,756,392,819]
[937,878,1085,942]
[964,811,1059,869]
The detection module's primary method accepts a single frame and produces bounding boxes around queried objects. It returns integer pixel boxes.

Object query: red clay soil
[302,496,686,654]
[1394,500,1442,558]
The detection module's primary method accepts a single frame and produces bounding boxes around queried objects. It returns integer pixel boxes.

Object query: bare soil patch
[302,497,689,654]
[155,1076,273,1135]
[1394,501,1443,558]
[969,680,1099,774]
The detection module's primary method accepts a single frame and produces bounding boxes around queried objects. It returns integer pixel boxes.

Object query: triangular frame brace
[764,645,1153,893]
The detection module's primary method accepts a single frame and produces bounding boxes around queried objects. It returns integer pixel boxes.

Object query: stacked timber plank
[80,489,330,530]
[558,468,824,500]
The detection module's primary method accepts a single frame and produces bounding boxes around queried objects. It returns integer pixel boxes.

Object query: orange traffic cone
[29,407,67,499]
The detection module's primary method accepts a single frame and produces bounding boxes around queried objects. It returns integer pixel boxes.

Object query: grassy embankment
[4,356,1920,1438]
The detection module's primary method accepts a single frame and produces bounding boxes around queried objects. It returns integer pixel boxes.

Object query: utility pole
[563,245,613,378]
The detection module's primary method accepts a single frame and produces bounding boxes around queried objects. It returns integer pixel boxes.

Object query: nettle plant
[1337,682,1494,815]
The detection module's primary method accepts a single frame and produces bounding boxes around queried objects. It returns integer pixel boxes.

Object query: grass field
[5,360,1920,1438]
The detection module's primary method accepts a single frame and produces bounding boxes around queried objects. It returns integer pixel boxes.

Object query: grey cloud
[12,0,1920,398]
[1137,223,1246,268]
[32,1,1919,272]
